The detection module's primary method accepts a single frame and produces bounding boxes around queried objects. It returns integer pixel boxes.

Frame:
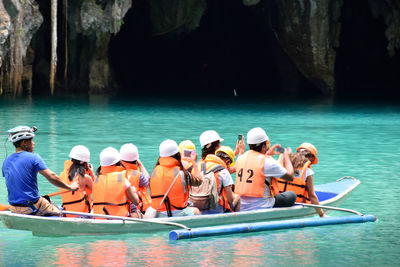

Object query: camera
[238,134,244,141]
[182,149,192,158]
[275,147,285,153]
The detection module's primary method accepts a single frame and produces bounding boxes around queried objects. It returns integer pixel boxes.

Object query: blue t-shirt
[2,151,48,205]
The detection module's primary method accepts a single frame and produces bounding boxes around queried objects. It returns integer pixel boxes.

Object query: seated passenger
[120,143,151,216]
[196,130,240,213]
[2,125,77,217]
[150,139,202,217]
[234,127,295,211]
[92,147,139,217]
[59,145,94,217]
[278,143,326,217]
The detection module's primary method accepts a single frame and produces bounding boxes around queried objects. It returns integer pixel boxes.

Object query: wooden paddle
[295,202,362,215]
[0,190,70,211]
[45,190,71,197]
[0,203,10,211]
[61,210,191,230]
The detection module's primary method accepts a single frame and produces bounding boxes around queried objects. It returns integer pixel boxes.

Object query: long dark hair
[201,140,221,159]
[68,159,87,182]
[289,150,310,176]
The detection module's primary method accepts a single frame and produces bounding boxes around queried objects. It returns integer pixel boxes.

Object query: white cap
[159,139,179,157]
[199,130,224,148]
[69,145,90,162]
[120,143,139,162]
[99,147,121,166]
[247,127,269,145]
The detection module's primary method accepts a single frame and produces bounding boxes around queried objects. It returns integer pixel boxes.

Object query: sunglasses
[299,149,314,158]
[216,152,232,165]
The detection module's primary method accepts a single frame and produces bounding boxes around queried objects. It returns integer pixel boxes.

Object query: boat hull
[0,177,360,236]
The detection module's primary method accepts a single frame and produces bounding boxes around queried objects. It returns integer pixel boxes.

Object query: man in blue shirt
[2,126,78,216]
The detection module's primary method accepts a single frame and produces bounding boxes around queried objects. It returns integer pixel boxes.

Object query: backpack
[189,164,225,211]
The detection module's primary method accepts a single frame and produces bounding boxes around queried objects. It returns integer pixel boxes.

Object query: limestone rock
[270,0,343,95]
[0,0,43,95]
[368,0,400,57]
[150,0,207,36]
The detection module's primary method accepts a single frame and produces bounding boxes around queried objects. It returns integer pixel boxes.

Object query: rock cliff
[0,0,398,98]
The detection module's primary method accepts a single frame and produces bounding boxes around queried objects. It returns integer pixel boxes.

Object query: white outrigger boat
[0,177,361,237]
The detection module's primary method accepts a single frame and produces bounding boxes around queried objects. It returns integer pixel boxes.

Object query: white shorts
[239,196,275,211]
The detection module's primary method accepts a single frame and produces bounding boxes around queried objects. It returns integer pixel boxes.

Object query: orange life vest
[59,160,92,217]
[235,150,279,197]
[122,161,152,213]
[202,154,233,212]
[278,161,311,203]
[149,157,188,216]
[92,166,130,217]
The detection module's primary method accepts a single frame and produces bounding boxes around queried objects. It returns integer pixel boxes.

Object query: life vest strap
[151,195,188,216]
[93,201,128,206]
[164,196,173,217]
[62,196,86,206]
[297,194,310,202]
[170,203,188,210]
[278,180,307,189]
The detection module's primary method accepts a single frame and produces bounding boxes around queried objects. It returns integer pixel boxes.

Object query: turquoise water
[0,96,399,266]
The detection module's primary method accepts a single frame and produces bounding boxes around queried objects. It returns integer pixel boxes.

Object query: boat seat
[315,191,337,202]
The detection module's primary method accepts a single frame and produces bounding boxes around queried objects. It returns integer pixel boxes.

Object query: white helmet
[159,139,179,157]
[7,126,37,143]
[247,127,269,145]
[69,145,90,162]
[199,130,224,148]
[120,143,139,162]
[99,147,121,166]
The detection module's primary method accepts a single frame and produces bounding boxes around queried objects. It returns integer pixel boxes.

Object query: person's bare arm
[83,174,93,191]
[188,151,203,186]
[137,159,150,178]
[306,175,325,217]
[127,186,139,205]
[280,148,294,181]
[224,185,235,203]
[234,139,245,156]
[39,169,78,191]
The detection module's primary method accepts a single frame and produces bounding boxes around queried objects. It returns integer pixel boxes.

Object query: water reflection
[1,97,400,265]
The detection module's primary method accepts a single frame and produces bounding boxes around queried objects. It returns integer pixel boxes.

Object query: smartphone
[238,134,244,142]
[275,147,285,153]
[183,149,192,158]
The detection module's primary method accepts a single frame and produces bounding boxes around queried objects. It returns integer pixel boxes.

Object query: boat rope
[295,202,363,215]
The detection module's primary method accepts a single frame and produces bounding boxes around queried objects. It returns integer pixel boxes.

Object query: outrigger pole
[169,214,377,240]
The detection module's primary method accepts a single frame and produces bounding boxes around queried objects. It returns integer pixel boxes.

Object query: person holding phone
[178,140,197,172]
[150,139,203,217]
[234,127,296,211]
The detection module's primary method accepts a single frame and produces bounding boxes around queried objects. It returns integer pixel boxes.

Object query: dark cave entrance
[335,0,400,100]
[109,0,318,99]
